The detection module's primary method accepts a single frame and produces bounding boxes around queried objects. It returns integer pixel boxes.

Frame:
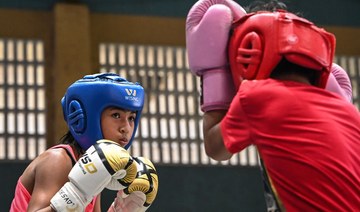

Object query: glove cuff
[50,182,86,212]
[201,67,236,112]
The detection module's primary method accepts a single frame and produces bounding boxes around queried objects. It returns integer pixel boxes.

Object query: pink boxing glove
[325,63,353,102]
[186,0,246,112]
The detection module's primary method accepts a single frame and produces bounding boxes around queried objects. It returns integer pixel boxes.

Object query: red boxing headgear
[228,10,336,88]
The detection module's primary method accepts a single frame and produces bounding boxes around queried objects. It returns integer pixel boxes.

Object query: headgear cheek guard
[228,10,336,89]
[61,73,145,150]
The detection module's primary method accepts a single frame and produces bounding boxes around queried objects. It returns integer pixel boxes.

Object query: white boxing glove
[50,140,137,212]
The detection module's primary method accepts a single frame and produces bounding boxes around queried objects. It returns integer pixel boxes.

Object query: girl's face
[101,107,136,147]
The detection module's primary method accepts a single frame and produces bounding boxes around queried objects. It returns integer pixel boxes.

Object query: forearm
[94,194,102,212]
[28,206,55,212]
[203,110,232,160]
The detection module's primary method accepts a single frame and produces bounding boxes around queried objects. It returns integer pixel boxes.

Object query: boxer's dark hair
[245,0,288,13]
[59,131,85,156]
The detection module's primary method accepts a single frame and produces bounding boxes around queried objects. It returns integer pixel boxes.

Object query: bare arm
[203,110,233,161]
[94,194,102,212]
[25,149,72,212]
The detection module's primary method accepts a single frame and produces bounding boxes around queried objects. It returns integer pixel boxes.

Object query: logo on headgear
[125,88,139,101]
[125,88,137,96]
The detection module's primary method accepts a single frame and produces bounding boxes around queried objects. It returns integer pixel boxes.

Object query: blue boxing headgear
[61,73,145,150]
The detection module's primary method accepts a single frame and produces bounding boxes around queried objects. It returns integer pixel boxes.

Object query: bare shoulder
[35,147,74,181]
[23,147,76,210]
[22,147,74,195]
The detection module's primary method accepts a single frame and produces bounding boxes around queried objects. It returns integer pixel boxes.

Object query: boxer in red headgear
[186,1,360,211]
[228,11,334,88]
[243,0,353,103]
[229,4,354,211]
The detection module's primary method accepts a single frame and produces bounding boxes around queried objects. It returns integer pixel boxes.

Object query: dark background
[2,162,267,211]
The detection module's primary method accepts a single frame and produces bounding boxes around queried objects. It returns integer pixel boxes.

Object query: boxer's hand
[186,0,246,112]
[326,63,353,102]
[50,140,137,211]
[109,157,159,212]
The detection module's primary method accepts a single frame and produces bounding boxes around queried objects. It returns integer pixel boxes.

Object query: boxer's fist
[51,140,137,211]
[110,157,158,212]
[186,0,246,111]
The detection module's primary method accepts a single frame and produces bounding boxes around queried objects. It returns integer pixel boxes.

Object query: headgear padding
[61,73,145,150]
[228,10,336,88]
